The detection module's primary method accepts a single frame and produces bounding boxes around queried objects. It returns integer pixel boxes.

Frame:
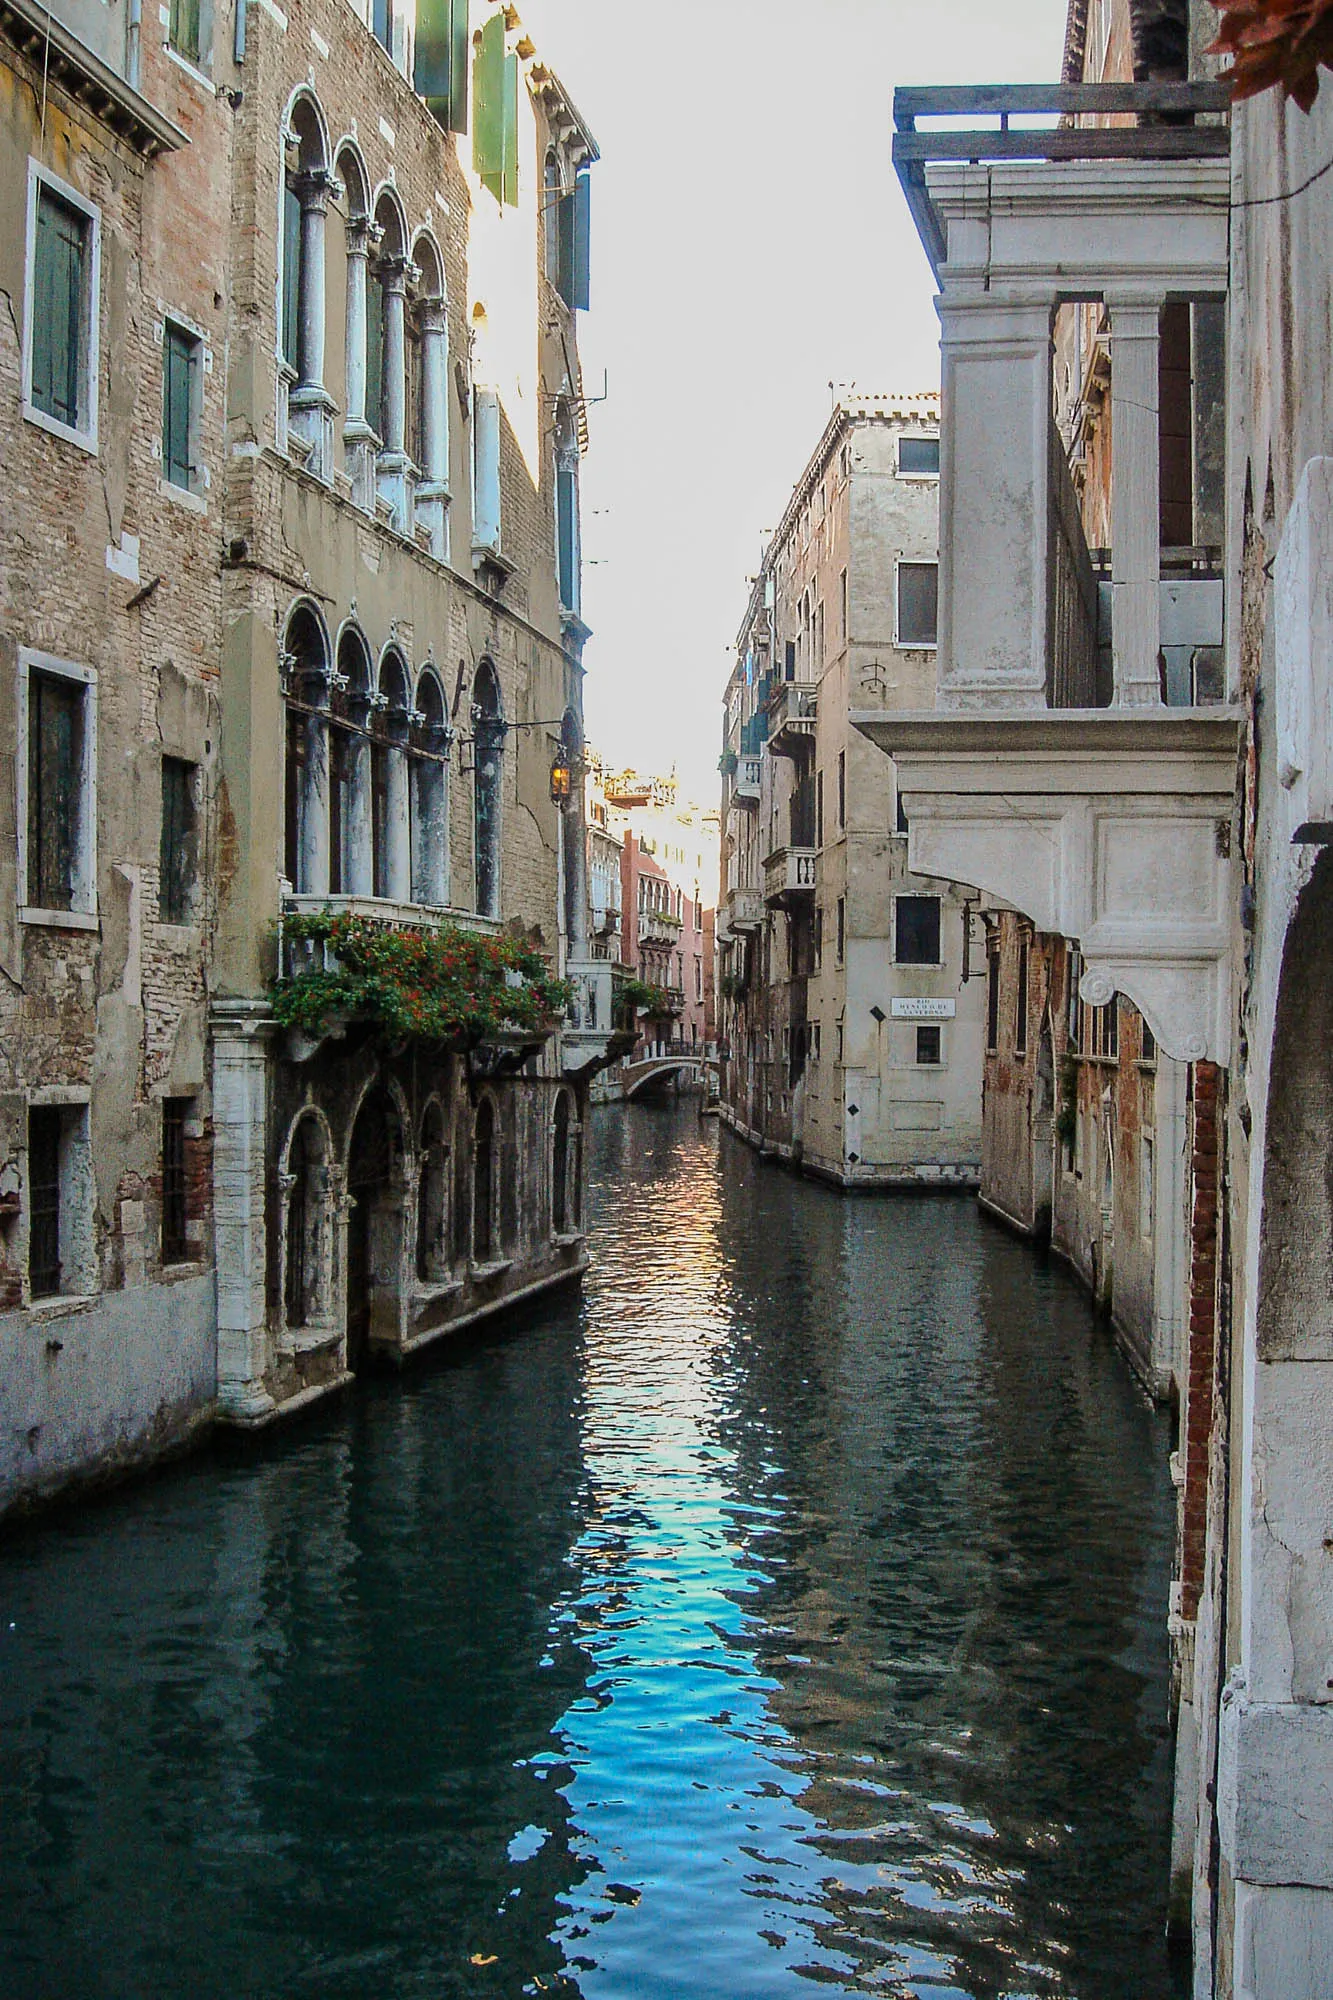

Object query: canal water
[0,1104,1179,2000]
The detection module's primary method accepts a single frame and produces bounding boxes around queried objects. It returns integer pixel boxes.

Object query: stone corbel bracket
[852,708,1244,1063]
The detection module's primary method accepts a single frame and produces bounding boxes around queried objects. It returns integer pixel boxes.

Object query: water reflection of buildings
[706,1128,1176,1997]
[0,1320,597,1999]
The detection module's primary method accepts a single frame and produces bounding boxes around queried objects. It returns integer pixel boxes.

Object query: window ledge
[27,1292,100,1321]
[154,918,202,943]
[21,906,99,932]
[278,1323,342,1357]
[159,1259,206,1282]
[159,477,208,514]
[22,400,97,457]
[162,42,215,93]
[412,1275,463,1307]
[468,1258,512,1283]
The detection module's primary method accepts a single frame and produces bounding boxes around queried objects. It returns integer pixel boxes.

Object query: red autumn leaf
[1208,0,1333,109]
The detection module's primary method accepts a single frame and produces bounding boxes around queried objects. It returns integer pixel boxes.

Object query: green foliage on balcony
[272,912,572,1046]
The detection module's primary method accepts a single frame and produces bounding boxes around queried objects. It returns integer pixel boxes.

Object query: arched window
[371,189,411,529]
[282,1113,328,1329]
[472,660,504,917]
[372,648,412,901]
[416,1101,448,1281]
[472,1097,495,1263]
[412,233,449,560]
[551,1090,570,1235]
[336,142,376,511]
[283,603,331,895]
[411,668,451,905]
[281,94,336,476]
[330,625,374,895]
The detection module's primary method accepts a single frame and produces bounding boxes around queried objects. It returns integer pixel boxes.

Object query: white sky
[520,0,1069,803]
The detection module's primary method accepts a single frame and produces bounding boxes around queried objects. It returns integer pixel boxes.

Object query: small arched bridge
[622,1055,715,1102]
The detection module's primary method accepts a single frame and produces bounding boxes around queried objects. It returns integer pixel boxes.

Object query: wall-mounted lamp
[550,748,574,807]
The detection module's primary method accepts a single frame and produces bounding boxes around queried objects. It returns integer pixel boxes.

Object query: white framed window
[17,650,98,927]
[895,560,938,649]
[23,161,101,455]
[897,433,940,478]
[915,1022,943,1066]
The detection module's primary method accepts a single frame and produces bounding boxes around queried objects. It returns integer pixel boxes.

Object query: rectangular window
[916,1022,942,1066]
[26,1102,90,1301]
[836,1019,843,1065]
[1140,1134,1155,1239]
[26,168,99,449]
[1016,936,1029,1057]
[373,0,393,55]
[816,771,824,848]
[168,0,201,61]
[159,757,198,924]
[836,895,845,964]
[161,1098,191,1263]
[896,786,909,835]
[162,322,201,492]
[899,434,940,476]
[1141,1016,1157,1065]
[784,640,796,681]
[987,949,1000,1053]
[1106,995,1119,1061]
[813,904,823,968]
[1067,946,1083,1052]
[28,1107,62,1300]
[895,894,941,966]
[840,568,848,639]
[837,749,846,830]
[896,561,939,648]
[22,654,96,918]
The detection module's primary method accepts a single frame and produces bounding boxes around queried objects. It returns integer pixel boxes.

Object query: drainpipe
[234,0,246,64]
[127,0,141,89]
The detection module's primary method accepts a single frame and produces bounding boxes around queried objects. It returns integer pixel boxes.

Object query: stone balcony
[763,846,817,910]
[563,958,637,1079]
[767,685,818,759]
[638,908,683,947]
[853,81,1240,1065]
[732,755,762,805]
[727,888,765,934]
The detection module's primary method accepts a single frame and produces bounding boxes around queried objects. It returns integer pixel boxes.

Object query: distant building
[716,395,984,1186]
[600,764,717,1060]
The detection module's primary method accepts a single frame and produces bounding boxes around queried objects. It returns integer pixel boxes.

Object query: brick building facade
[0,0,611,1511]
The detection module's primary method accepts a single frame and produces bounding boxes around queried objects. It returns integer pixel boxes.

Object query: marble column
[1109,298,1164,707]
[415,297,450,560]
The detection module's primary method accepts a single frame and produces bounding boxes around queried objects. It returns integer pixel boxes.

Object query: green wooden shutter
[473,9,505,199]
[501,49,519,207]
[33,189,85,429]
[415,0,464,125]
[556,460,577,610]
[570,169,590,310]
[162,326,195,489]
[449,0,469,130]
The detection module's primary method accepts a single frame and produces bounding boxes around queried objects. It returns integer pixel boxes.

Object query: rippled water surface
[0,1104,1179,1999]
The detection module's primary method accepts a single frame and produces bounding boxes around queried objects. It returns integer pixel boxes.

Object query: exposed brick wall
[1180,1059,1220,1620]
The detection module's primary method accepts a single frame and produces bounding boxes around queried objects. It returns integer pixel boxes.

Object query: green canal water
[0,1103,1180,1999]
